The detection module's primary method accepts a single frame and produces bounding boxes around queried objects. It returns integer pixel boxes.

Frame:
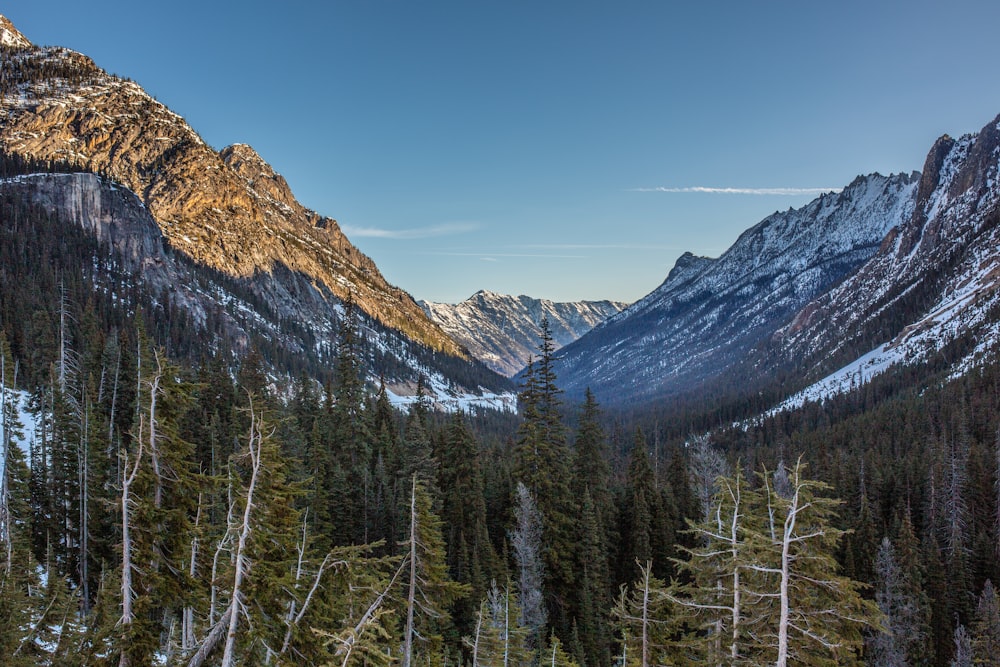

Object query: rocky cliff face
[0,170,515,408]
[771,114,1000,385]
[421,291,627,376]
[551,171,920,404]
[0,16,460,357]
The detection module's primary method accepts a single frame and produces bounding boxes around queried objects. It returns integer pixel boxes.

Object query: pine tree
[661,459,880,666]
[575,490,611,667]
[465,580,531,667]
[438,411,498,646]
[868,537,927,667]
[667,466,762,664]
[755,459,880,666]
[971,580,1000,665]
[512,319,575,638]
[612,560,671,667]
[400,476,469,666]
[625,428,656,583]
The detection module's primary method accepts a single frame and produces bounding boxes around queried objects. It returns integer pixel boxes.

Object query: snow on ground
[384,369,517,414]
[1,387,36,475]
[763,250,1000,419]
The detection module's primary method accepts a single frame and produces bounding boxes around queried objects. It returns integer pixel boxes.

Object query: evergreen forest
[4,159,1000,667]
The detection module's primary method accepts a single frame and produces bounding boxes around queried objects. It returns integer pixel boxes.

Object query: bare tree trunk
[0,355,12,576]
[108,342,120,448]
[209,470,237,626]
[221,399,264,667]
[335,557,405,665]
[80,396,90,614]
[729,478,742,663]
[186,607,232,667]
[403,476,418,667]
[148,353,163,511]
[183,493,204,652]
[775,470,801,667]
[640,560,651,667]
[503,585,510,667]
[119,435,144,667]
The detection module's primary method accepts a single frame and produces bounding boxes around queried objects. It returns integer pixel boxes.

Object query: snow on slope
[766,116,1000,415]
[0,387,36,477]
[553,171,919,403]
[422,291,627,376]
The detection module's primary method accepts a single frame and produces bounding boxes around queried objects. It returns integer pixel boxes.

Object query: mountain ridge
[0,15,461,359]
[551,170,921,403]
[421,290,627,376]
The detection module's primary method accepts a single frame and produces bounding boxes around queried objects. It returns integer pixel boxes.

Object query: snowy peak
[773,112,1000,385]
[0,15,31,49]
[554,170,920,404]
[421,292,627,377]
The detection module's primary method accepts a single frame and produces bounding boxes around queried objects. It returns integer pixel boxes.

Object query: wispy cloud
[519,243,689,251]
[424,251,589,259]
[631,186,842,196]
[341,221,481,239]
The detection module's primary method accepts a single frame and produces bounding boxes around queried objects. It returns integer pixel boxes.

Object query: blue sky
[7,2,1000,303]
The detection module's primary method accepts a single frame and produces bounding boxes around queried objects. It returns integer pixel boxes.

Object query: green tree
[512,319,575,638]
[400,476,469,666]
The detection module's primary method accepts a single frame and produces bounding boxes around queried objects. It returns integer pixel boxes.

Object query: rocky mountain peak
[422,292,627,376]
[0,34,463,357]
[0,15,31,49]
[219,143,296,208]
[553,169,920,404]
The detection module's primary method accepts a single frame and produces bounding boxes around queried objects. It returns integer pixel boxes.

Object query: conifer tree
[971,580,1000,665]
[400,476,469,667]
[755,459,880,666]
[667,466,761,664]
[625,428,656,582]
[511,481,547,656]
[868,537,927,667]
[574,489,611,667]
[512,319,575,637]
[438,411,498,642]
[465,580,531,667]
[612,560,671,667]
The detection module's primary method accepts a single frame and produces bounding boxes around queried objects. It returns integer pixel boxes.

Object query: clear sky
[6,2,1000,304]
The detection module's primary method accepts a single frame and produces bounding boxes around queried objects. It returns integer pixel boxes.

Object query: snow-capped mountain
[421,291,627,376]
[767,113,1000,407]
[0,16,513,409]
[552,170,921,404]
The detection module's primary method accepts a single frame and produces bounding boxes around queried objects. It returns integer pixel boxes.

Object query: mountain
[551,170,921,404]
[420,291,627,376]
[0,16,513,408]
[768,113,1000,410]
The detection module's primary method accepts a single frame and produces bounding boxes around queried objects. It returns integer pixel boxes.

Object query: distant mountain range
[421,291,627,376]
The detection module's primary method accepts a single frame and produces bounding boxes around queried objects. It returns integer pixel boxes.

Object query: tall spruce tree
[512,318,575,639]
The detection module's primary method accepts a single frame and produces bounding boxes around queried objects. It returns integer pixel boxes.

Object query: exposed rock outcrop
[0,16,460,357]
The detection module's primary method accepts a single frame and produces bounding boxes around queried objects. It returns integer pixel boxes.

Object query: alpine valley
[5,12,1000,667]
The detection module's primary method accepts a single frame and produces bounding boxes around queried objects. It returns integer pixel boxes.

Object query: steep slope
[0,169,515,409]
[420,291,627,376]
[0,15,459,358]
[552,171,920,404]
[768,113,1000,405]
